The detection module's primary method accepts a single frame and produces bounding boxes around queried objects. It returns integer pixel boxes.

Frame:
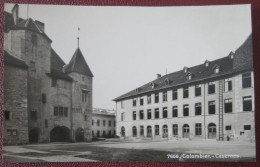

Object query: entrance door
[183,124,190,138]
[75,128,84,142]
[147,126,152,137]
[162,125,168,138]
[50,126,70,142]
[29,128,39,143]
[208,123,216,139]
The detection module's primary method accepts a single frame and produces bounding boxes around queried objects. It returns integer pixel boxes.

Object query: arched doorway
[75,128,84,142]
[208,123,217,139]
[132,126,137,137]
[162,125,168,138]
[50,126,70,142]
[183,124,190,138]
[147,126,152,137]
[121,127,125,137]
[29,128,39,143]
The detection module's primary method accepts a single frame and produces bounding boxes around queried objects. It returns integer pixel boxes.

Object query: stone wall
[3,65,28,145]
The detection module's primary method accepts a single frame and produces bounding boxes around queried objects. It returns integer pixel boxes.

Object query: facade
[3,4,93,145]
[91,108,116,138]
[114,34,255,141]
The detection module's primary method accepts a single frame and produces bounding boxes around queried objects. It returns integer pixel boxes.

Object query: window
[133,111,136,120]
[109,120,112,127]
[132,126,137,137]
[97,130,100,137]
[140,110,144,120]
[183,87,189,98]
[114,121,116,127]
[155,93,159,103]
[92,130,94,136]
[31,34,37,57]
[208,101,215,114]
[163,107,168,118]
[208,82,215,94]
[140,126,144,136]
[97,120,100,126]
[133,99,137,106]
[195,85,201,97]
[244,125,251,130]
[82,76,85,81]
[224,99,232,113]
[224,78,232,91]
[45,120,48,128]
[172,124,178,136]
[155,125,159,136]
[147,94,151,104]
[82,91,87,103]
[54,107,68,117]
[165,78,169,86]
[163,91,167,102]
[172,106,178,117]
[31,110,37,121]
[42,93,46,103]
[147,109,152,119]
[121,112,125,121]
[92,120,94,125]
[84,115,87,121]
[187,74,192,80]
[103,120,106,126]
[54,107,58,116]
[195,103,202,115]
[183,105,189,116]
[243,96,252,111]
[195,123,202,136]
[7,129,17,136]
[214,67,220,74]
[30,61,36,72]
[102,131,106,137]
[155,108,159,119]
[140,98,144,106]
[51,78,57,87]
[4,111,10,120]
[225,125,231,131]
[172,89,178,100]
[242,73,252,88]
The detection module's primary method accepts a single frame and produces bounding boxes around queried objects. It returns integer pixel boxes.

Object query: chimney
[157,74,161,78]
[11,4,19,25]
[35,20,45,32]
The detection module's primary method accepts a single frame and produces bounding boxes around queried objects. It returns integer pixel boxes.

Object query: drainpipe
[204,83,206,140]
[70,82,73,142]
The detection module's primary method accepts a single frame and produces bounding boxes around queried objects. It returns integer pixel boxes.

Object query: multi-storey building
[91,108,116,138]
[3,4,93,145]
[113,34,254,141]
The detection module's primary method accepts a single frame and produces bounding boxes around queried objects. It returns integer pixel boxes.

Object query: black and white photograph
[2,3,255,162]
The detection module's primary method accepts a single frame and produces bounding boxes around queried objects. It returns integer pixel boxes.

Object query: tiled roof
[4,50,28,69]
[46,68,73,81]
[64,48,94,77]
[114,34,253,101]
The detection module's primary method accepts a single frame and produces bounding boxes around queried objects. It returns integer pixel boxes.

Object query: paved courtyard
[2,139,256,163]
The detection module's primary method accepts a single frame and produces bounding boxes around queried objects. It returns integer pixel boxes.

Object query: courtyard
[2,139,255,163]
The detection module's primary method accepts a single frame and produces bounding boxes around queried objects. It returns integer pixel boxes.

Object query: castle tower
[65,46,94,142]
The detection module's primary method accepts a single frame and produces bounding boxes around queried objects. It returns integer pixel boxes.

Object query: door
[121,127,125,137]
[183,124,190,138]
[208,123,216,139]
[163,125,168,138]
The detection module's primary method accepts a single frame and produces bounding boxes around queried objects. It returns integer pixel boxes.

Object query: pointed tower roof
[65,48,94,77]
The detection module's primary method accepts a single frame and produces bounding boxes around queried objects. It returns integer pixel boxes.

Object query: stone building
[3,4,93,145]
[113,34,254,141]
[91,108,116,138]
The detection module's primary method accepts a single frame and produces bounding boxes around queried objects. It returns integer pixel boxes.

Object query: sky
[4,3,252,110]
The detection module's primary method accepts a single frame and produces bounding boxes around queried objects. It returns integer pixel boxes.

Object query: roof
[64,48,94,77]
[4,50,28,69]
[4,11,51,42]
[92,108,115,116]
[114,34,253,101]
[47,48,73,81]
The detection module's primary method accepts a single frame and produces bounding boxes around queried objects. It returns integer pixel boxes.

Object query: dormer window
[183,67,189,73]
[185,72,192,80]
[204,60,210,67]
[150,83,155,89]
[165,78,169,86]
[213,65,220,74]
[229,51,235,59]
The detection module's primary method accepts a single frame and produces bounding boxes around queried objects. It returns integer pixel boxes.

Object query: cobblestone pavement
[2,139,256,163]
